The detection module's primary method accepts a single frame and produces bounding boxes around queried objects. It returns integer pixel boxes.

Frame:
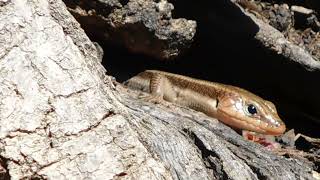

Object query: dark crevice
[227,141,295,180]
[119,0,129,6]
[183,128,227,180]
[63,0,121,17]
[0,156,10,180]
[114,172,128,178]
[233,154,269,180]
[100,14,320,138]
[30,176,45,180]
[64,0,320,138]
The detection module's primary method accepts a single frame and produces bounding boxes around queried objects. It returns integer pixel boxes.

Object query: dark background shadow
[99,0,320,137]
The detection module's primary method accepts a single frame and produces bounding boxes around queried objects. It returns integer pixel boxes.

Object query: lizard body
[125,70,286,135]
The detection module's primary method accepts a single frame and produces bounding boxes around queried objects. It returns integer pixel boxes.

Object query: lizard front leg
[140,73,165,103]
[143,74,177,104]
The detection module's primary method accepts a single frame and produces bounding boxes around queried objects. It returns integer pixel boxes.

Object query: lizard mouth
[216,110,286,135]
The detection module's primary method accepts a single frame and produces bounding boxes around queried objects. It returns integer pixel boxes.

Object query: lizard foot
[139,94,164,104]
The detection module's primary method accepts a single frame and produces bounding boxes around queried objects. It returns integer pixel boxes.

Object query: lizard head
[215,87,286,135]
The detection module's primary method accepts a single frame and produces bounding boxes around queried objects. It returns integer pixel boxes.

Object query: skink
[125,70,286,135]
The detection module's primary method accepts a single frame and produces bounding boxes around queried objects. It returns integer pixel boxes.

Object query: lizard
[124,70,286,135]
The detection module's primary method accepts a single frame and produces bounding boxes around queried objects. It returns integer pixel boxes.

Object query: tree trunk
[0,0,318,179]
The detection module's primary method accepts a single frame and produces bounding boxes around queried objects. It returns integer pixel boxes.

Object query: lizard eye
[246,104,257,115]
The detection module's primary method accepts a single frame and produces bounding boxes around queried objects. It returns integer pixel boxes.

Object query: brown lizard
[124,70,286,135]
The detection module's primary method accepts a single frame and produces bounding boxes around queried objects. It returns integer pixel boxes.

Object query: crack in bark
[54,87,91,98]
[42,103,54,148]
[4,129,37,139]
[230,150,269,180]
[184,129,227,180]
[64,110,116,136]
[29,61,47,80]
[113,171,128,178]
[11,83,24,99]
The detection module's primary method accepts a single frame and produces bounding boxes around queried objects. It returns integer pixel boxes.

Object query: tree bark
[0,0,318,179]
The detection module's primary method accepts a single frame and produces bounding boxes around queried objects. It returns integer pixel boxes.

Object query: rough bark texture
[234,1,320,71]
[0,0,319,180]
[64,0,197,59]
[0,0,168,179]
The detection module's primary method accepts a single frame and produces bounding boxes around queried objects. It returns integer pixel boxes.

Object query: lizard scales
[125,70,286,135]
